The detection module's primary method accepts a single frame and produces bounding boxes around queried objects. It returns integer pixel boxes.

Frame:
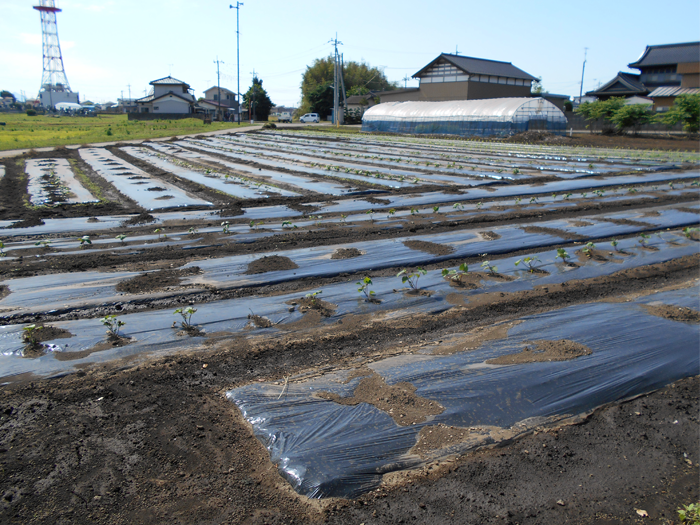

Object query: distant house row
[133,77,239,119]
[586,41,699,111]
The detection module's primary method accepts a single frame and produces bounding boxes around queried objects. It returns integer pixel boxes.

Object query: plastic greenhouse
[361,97,568,137]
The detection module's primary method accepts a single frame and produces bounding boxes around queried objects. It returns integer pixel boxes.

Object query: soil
[479,230,501,240]
[486,339,593,365]
[522,225,587,241]
[642,304,700,324]
[54,336,134,362]
[330,248,363,259]
[245,255,299,275]
[403,240,454,256]
[115,266,202,294]
[444,270,513,289]
[0,137,698,524]
[286,296,337,318]
[317,372,445,426]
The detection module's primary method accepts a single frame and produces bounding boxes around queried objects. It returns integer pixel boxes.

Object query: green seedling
[356,276,375,301]
[476,202,483,210]
[452,202,464,211]
[481,260,498,274]
[115,233,127,243]
[593,189,605,198]
[221,221,230,234]
[0,242,5,257]
[691,180,700,187]
[563,193,572,200]
[668,181,674,190]
[22,324,42,346]
[628,187,638,193]
[677,502,699,524]
[512,168,520,175]
[387,208,396,218]
[514,197,522,205]
[397,267,427,290]
[281,221,293,228]
[556,248,571,263]
[611,238,620,251]
[582,242,596,257]
[432,205,440,214]
[154,228,166,240]
[514,256,541,272]
[340,214,347,223]
[366,209,375,222]
[174,306,197,328]
[35,240,51,249]
[410,207,419,215]
[683,226,698,239]
[588,163,595,169]
[249,220,264,230]
[188,226,198,235]
[79,235,92,246]
[305,290,322,303]
[551,193,557,200]
[442,263,469,282]
[101,315,125,338]
[638,233,650,247]
[529,197,538,204]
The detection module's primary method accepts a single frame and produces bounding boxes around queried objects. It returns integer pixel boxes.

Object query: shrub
[26,109,37,117]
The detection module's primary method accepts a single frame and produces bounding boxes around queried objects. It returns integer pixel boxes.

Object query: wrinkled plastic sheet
[0,234,695,380]
[180,140,433,189]
[256,132,674,174]
[25,158,97,205]
[78,148,212,210]
[228,286,700,498]
[122,146,299,198]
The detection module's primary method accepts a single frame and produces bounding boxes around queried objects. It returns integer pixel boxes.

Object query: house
[379,53,538,104]
[203,86,237,105]
[587,42,700,111]
[201,86,239,119]
[136,76,197,114]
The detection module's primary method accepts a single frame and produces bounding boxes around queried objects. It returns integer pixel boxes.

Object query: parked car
[300,113,320,123]
[278,112,292,123]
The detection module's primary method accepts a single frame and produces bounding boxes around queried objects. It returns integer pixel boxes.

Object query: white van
[300,113,320,123]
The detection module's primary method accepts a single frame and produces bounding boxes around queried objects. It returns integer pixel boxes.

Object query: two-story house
[136,76,197,114]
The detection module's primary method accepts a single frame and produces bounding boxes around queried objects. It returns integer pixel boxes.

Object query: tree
[1,90,15,102]
[657,93,700,133]
[531,80,547,95]
[575,97,626,133]
[307,82,334,118]
[242,76,274,121]
[299,56,397,114]
[610,104,654,134]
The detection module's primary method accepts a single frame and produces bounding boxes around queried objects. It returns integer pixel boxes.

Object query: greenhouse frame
[361,97,568,137]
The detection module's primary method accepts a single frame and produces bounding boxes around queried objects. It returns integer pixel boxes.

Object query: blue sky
[2,0,698,106]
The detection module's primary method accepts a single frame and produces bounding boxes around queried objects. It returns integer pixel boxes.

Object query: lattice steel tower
[34,0,79,107]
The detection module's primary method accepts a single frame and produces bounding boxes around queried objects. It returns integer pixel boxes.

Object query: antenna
[33,0,77,107]
[402,75,410,88]
[455,45,459,55]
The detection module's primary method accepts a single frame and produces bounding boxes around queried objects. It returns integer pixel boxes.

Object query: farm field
[0,129,698,524]
[0,113,252,151]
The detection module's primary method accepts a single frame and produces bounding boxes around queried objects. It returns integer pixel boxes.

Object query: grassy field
[0,113,253,151]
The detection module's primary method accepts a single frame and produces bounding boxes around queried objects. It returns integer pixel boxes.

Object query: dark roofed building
[586,72,649,100]
[588,42,699,110]
[379,53,539,104]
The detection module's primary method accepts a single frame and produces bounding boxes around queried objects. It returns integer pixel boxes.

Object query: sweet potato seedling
[387,208,396,219]
[481,260,498,274]
[35,240,51,249]
[188,227,198,235]
[529,197,538,204]
[611,238,620,251]
[582,242,595,257]
[514,197,522,205]
[564,193,572,200]
[410,207,419,215]
[556,248,571,263]
[638,233,650,247]
[174,306,197,328]
[365,209,375,222]
[515,256,541,272]
[0,242,5,257]
[281,221,293,228]
[683,227,698,239]
[22,324,42,346]
[115,234,127,243]
[305,290,322,304]
[79,235,92,246]
[397,268,427,290]
[452,203,463,211]
[101,315,125,338]
[356,276,375,301]
[222,221,230,234]
[154,228,166,240]
[432,205,440,214]
[442,263,468,282]
[476,202,483,210]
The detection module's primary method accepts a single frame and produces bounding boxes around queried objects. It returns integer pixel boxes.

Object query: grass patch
[0,114,254,151]
[68,158,106,202]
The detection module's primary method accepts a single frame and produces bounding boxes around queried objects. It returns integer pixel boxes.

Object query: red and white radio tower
[33,0,79,107]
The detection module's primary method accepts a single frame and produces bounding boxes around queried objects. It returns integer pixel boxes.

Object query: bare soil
[642,304,700,324]
[486,339,593,365]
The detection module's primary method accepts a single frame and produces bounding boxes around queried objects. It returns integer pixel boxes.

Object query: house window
[154,106,159,110]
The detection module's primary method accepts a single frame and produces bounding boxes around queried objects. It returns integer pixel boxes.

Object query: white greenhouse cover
[363,97,558,120]
[55,102,83,110]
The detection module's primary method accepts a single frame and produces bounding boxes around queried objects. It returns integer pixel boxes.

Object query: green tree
[575,97,626,133]
[299,56,397,114]
[610,104,653,134]
[242,76,274,121]
[307,82,334,118]
[1,90,15,102]
[657,93,700,133]
[531,80,546,94]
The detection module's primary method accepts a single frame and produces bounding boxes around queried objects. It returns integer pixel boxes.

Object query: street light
[229,2,243,124]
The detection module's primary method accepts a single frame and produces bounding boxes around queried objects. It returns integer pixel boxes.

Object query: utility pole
[214,57,224,120]
[402,75,410,88]
[579,47,588,102]
[328,33,343,127]
[230,2,244,124]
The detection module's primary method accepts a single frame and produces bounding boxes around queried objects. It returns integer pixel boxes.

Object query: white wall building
[136,76,196,114]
